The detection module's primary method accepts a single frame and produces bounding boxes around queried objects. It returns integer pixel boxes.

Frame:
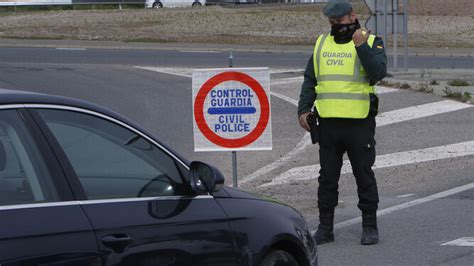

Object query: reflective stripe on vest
[313,32,376,119]
[317,92,370,100]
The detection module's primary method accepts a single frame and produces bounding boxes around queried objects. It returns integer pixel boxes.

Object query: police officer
[298,0,387,245]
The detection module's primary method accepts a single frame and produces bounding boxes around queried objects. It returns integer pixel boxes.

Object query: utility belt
[308,93,379,144]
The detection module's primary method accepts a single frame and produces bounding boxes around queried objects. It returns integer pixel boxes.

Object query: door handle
[102,234,132,253]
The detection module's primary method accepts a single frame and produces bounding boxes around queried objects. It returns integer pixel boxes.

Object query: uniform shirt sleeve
[298,55,317,117]
[355,37,387,83]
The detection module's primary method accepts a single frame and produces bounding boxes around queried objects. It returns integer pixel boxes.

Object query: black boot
[361,212,379,245]
[313,212,334,245]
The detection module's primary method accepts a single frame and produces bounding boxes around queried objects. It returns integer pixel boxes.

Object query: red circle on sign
[194,71,270,148]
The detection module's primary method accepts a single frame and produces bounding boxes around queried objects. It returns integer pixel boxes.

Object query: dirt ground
[0,1,473,48]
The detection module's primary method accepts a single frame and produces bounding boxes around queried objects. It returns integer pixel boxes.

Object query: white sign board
[192,68,272,152]
[365,14,406,34]
[365,0,397,13]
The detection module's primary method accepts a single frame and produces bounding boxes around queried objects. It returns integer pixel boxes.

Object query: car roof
[0,88,109,111]
[0,89,191,166]
[0,88,137,129]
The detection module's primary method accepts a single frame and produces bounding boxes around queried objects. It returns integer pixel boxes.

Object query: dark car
[0,89,316,266]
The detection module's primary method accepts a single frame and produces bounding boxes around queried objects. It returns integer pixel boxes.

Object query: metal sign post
[229,49,238,188]
[404,0,408,72]
[232,151,238,188]
[393,0,398,70]
[384,0,388,47]
[365,0,408,72]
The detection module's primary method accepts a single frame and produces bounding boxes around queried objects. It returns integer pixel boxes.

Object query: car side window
[0,110,58,206]
[37,109,189,200]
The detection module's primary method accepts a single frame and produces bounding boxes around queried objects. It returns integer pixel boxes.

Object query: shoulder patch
[376,45,384,49]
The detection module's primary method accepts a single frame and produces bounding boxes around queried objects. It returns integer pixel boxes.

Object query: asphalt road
[319,188,474,265]
[0,47,473,69]
[0,47,472,265]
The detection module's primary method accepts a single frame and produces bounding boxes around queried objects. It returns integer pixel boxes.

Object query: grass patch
[400,83,411,89]
[463,91,473,102]
[448,79,470,86]
[377,80,390,86]
[443,87,472,102]
[418,83,433,93]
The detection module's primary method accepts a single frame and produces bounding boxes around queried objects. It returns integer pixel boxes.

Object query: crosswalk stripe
[329,182,474,231]
[260,100,472,186]
[376,100,471,127]
[270,92,299,106]
[259,140,474,187]
[135,66,192,78]
[248,100,472,186]
[441,237,474,247]
[375,86,399,94]
[240,86,398,185]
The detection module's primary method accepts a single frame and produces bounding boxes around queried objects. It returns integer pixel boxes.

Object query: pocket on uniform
[363,139,376,151]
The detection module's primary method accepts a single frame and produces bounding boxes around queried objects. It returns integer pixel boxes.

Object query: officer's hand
[299,112,311,132]
[353,29,370,47]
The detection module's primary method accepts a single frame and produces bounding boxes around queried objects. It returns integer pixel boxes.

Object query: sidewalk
[0,38,472,57]
[385,68,474,103]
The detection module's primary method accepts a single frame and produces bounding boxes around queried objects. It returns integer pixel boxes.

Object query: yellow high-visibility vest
[313,32,376,118]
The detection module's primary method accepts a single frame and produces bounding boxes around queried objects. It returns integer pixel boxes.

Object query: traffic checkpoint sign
[192,68,272,152]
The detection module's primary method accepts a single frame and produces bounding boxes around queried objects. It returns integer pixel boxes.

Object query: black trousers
[317,116,379,214]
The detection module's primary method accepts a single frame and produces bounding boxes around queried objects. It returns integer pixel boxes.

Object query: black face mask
[331,19,361,44]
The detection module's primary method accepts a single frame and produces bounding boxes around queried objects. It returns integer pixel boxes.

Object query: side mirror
[189,161,225,194]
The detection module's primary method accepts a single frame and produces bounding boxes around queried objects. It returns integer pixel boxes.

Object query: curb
[0,38,473,57]
[382,76,473,104]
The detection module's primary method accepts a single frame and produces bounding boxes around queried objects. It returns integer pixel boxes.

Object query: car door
[0,108,100,265]
[31,106,236,266]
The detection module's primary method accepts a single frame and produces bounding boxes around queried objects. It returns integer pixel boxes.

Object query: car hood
[219,186,286,205]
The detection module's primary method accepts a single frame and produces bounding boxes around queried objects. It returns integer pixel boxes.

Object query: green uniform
[298,36,387,117]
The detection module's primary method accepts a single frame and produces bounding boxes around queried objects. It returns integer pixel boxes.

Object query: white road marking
[56,48,86,51]
[134,66,301,107]
[136,66,305,77]
[279,76,303,82]
[240,134,311,184]
[260,140,474,187]
[271,77,303,86]
[258,100,473,187]
[441,237,474,247]
[376,100,471,127]
[397,194,415,198]
[270,69,305,75]
[179,50,221,54]
[241,86,398,185]
[376,86,399,94]
[270,91,299,106]
[239,91,308,184]
[135,66,193,78]
[309,182,474,233]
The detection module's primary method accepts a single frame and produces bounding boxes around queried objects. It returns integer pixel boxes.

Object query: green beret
[323,0,353,18]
